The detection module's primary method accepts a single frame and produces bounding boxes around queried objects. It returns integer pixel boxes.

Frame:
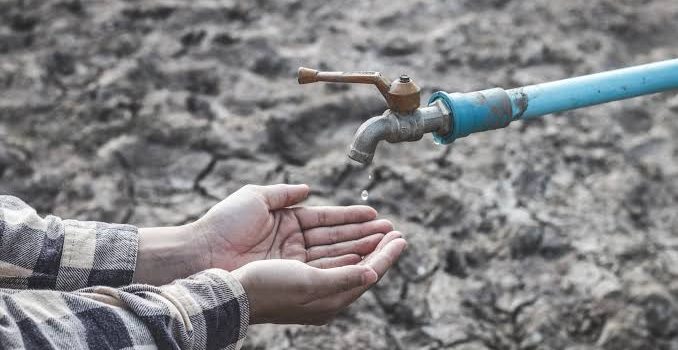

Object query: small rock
[630,285,678,338]
[245,38,290,77]
[510,226,543,258]
[540,227,571,259]
[183,69,220,95]
[642,292,678,338]
[185,95,215,120]
[10,14,38,32]
[464,246,490,268]
[617,107,653,134]
[212,32,240,46]
[380,37,420,56]
[46,51,76,76]
[180,30,206,47]
[444,248,468,277]
[424,194,465,229]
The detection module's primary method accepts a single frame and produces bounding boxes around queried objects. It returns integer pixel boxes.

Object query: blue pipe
[430,59,678,144]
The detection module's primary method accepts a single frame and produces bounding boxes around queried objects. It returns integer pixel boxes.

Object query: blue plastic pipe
[430,59,678,144]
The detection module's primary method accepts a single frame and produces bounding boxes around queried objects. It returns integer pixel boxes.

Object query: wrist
[134,223,210,285]
[232,265,261,325]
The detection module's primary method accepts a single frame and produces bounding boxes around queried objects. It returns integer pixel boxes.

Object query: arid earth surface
[3,1,678,349]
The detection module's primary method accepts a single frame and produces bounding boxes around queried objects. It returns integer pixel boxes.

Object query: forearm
[0,195,211,289]
[0,269,249,350]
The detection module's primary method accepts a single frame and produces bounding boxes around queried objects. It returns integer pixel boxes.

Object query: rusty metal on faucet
[297,67,421,113]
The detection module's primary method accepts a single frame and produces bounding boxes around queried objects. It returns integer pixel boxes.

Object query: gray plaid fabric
[0,196,138,291]
[0,195,249,349]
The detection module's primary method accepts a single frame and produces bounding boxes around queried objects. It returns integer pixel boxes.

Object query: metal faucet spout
[348,114,396,164]
[348,101,451,165]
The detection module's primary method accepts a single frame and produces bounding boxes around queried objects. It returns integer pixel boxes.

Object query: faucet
[297,67,451,164]
[345,102,450,164]
[298,59,678,165]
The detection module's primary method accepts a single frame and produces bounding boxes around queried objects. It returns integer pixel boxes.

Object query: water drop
[433,138,441,145]
[361,190,369,201]
[368,173,373,180]
[417,266,426,276]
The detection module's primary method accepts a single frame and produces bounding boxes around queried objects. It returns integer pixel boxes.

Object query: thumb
[314,265,378,298]
[256,184,310,209]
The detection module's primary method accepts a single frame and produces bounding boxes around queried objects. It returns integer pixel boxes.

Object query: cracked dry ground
[2,1,678,349]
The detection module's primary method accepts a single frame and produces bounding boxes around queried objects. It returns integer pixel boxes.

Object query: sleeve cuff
[170,268,250,349]
[56,220,139,291]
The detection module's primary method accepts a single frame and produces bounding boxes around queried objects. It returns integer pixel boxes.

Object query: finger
[293,206,377,230]
[359,231,403,272]
[325,236,408,306]
[253,184,310,209]
[360,231,403,260]
[304,219,394,247]
[372,230,403,253]
[313,265,377,299]
[362,236,407,278]
[358,231,403,267]
[307,254,362,269]
[307,233,384,261]
[307,280,377,313]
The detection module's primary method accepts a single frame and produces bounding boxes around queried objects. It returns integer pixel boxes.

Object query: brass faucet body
[297,67,450,165]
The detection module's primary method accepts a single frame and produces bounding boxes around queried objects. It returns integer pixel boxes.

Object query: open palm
[194,184,394,271]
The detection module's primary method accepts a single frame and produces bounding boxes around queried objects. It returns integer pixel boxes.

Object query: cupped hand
[233,231,407,325]
[134,184,394,285]
[192,184,394,271]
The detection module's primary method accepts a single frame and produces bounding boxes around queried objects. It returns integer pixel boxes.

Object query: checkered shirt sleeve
[0,195,137,291]
[0,195,250,349]
[0,268,250,349]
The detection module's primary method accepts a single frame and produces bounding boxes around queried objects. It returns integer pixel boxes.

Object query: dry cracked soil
[2,1,678,349]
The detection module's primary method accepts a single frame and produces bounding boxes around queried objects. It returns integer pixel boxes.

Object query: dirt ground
[2,0,678,349]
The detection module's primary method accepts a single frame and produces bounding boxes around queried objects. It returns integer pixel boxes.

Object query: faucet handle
[297,67,421,113]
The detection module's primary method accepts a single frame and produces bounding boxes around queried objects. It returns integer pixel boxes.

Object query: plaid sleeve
[0,195,138,291]
[0,268,249,350]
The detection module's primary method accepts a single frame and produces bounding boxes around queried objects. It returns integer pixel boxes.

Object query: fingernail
[362,270,377,285]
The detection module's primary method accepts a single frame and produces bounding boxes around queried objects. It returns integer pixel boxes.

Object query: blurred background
[2,0,678,349]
